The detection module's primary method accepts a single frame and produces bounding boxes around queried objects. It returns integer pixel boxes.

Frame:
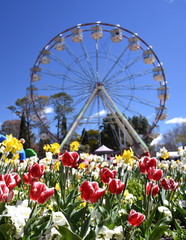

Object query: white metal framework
[29,22,169,151]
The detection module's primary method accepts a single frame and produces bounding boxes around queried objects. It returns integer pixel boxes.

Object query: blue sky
[0,0,186,138]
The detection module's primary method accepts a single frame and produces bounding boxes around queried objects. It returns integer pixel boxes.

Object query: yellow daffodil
[43,143,60,154]
[122,148,134,165]
[55,182,60,191]
[53,161,60,171]
[78,162,86,169]
[70,141,80,151]
[161,152,170,160]
[12,153,20,160]
[3,134,23,154]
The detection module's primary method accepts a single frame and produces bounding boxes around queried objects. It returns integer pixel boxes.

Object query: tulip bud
[30,181,54,204]
[128,209,145,227]
[100,168,117,184]
[79,181,106,203]
[108,179,125,195]
[61,151,79,168]
[146,182,159,197]
[29,163,45,179]
[147,167,163,181]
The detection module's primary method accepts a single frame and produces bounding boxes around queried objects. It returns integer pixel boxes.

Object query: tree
[128,115,152,146]
[101,114,121,151]
[7,95,49,147]
[1,120,21,138]
[50,92,74,141]
[86,129,100,153]
[78,129,99,153]
[161,123,186,151]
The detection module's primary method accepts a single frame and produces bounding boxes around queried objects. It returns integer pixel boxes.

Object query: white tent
[94,145,114,154]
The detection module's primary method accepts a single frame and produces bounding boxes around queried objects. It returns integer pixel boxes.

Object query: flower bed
[0,135,186,239]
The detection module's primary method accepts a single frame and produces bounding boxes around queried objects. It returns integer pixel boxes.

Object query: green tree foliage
[128,115,152,146]
[79,129,100,153]
[7,96,49,147]
[100,114,121,151]
[0,120,21,138]
[50,92,74,141]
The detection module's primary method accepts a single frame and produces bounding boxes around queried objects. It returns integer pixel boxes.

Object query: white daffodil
[158,206,172,218]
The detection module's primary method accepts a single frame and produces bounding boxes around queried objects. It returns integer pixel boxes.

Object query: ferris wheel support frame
[98,91,133,146]
[99,85,149,152]
[60,83,149,153]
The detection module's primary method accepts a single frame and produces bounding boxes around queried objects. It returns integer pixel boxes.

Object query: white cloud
[91,110,107,117]
[166,0,175,3]
[150,134,163,146]
[43,107,54,114]
[165,117,186,124]
[84,110,108,121]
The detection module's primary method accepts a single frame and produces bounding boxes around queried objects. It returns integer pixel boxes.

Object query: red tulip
[139,157,157,174]
[79,181,106,203]
[108,179,125,195]
[23,172,38,185]
[147,167,163,181]
[4,174,17,191]
[28,163,45,179]
[30,181,54,204]
[0,175,4,181]
[61,151,79,168]
[11,173,21,186]
[100,168,117,184]
[4,173,21,191]
[0,181,9,202]
[146,182,159,197]
[128,209,145,227]
[160,178,179,191]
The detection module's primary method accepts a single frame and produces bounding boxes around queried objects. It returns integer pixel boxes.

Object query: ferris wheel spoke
[100,42,113,79]
[110,84,157,91]
[65,43,93,80]
[102,46,129,84]
[49,53,88,82]
[116,94,158,108]
[80,41,96,80]
[110,69,152,85]
[41,69,87,85]
[104,54,143,85]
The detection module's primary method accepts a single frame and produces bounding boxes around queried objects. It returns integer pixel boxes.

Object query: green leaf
[30,215,52,238]
[83,229,96,240]
[71,207,87,223]
[149,225,169,240]
[0,223,15,239]
[0,202,5,215]
[56,226,82,240]
[80,215,91,237]
[146,206,158,229]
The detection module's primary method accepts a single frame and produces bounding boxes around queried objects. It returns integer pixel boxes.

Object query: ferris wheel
[29,22,169,152]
